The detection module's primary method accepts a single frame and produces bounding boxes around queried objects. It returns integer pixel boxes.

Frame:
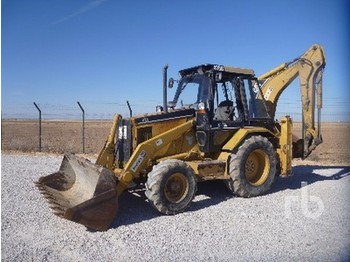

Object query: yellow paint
[277,116,293,176]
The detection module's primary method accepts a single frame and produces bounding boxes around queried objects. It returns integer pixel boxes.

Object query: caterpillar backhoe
[35,44,326,231]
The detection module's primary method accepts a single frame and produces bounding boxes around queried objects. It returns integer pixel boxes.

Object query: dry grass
[1,120,112,154]
[2,120,350,165]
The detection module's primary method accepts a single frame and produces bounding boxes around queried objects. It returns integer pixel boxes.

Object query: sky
[2,0,349,121]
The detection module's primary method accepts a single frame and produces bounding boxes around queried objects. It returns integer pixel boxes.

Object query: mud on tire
[226,135,277,197]
[145,159,197,215]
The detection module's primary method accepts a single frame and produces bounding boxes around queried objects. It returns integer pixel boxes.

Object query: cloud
[54,0,108,24]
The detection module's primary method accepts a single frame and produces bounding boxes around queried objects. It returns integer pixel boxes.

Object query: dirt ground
[1,120,350,165]
[1,120,112,154]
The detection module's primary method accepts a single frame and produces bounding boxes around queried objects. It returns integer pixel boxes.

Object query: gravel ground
[1,153,350,261]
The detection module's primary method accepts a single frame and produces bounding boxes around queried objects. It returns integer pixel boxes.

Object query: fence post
[33,102,42,152]
[77,101,85,153]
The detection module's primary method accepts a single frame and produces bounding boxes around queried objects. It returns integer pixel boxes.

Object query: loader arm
[257,44,326,158]
[95,114,121,169]
[115,119,195,194]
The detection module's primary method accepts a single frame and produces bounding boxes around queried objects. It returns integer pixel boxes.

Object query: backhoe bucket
[35,154,119,231]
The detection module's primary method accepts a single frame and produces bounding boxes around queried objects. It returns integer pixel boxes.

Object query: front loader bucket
[35,154,118,231]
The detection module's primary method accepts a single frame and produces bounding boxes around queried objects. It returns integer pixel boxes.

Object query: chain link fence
[1,98,349,153]
[1,120,112,154]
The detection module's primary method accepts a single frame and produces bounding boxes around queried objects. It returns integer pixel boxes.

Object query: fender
[218,127,276,175]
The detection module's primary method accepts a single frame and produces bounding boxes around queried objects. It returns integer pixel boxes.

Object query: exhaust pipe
[163,64,168,113]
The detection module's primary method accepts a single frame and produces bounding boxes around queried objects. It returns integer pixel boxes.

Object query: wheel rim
[164,173,189,203]
[245,149,270,186]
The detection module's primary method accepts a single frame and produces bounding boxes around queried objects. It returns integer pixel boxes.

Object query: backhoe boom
[257,44,326,158]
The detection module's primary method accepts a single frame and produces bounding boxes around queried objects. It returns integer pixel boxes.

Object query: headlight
[197,102,205,110]
[196,102,206,114]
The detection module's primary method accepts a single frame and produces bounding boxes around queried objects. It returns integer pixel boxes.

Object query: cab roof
[179,64,255,77]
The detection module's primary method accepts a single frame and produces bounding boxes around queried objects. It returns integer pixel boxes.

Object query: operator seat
[213,100,234,121]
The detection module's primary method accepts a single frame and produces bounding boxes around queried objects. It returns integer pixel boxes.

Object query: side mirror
[156,105,164,113]
[167,101,176,108]
[168,77,174,88]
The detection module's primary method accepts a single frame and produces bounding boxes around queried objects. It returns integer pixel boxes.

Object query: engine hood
[133,108,195,125]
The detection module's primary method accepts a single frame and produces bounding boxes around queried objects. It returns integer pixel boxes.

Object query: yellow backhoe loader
[35,44,326,231]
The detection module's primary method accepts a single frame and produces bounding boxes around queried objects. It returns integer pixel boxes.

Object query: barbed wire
[2,99,350,121]
[1,101,160,120]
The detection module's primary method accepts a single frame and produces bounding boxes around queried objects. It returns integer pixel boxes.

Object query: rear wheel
[226,135,277,197]
[145,159,197,215]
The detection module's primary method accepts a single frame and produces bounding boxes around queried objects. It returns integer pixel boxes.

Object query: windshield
[171,74,210,108]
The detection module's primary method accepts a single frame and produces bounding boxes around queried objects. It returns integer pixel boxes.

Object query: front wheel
[145,159,197,215]
[226,135,277,197]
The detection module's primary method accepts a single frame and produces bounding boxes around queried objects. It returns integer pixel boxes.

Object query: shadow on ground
[112,165,350,228]
[112,180,232,228]
[272,165,350,193]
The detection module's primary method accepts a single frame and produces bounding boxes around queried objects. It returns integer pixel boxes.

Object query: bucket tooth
[36,185,46,191]
[46,198,60,206]
[43,195,53,200]
[53,210,65,217]
[49,204,65,212]
[41,191,53,197]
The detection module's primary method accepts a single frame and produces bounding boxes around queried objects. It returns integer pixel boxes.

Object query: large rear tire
[145,159,197,215]
[226,135,277,197]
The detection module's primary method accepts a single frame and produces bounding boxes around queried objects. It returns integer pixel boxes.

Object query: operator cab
[170,64,271,125]
[169,64,273,153]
